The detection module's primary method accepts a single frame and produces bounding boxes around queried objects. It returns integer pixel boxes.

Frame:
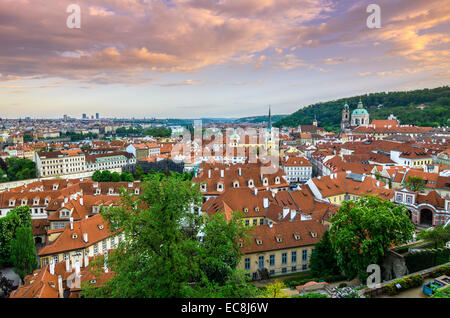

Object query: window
[245,220,250,226]
[291,251,297,263]
[253,219,257,226]
[110,237,116,248]
[260,218,264,225]
[291,266,297,272]
[258,256,265,270]
[302,250,307,261]
[269,270,275,276]
[269,255,275,266]
[64,253,69,260]
[102,240,107,252]
[282,267,287,274]
[244,258,250,270]
[53,255,59,264]
[302,264,307,270]
[282,253,287,265]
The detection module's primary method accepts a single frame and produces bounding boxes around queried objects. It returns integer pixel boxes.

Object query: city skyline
[0,0,449,119]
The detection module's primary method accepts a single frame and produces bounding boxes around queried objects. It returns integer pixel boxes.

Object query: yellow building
[238,220,326,278]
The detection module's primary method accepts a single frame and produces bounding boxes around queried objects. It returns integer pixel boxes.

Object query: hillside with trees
[274,86,450,132]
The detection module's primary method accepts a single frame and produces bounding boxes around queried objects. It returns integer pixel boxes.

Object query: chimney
[79,197,83,206]
[65,258,71,272]
[75,260,80,277]
[58,275,64,298]
[84,255,89,267]
[208,170,211,178]
[49,261,55,275]
[283,207,289,219]
[64,197,68,204]
[238,168,242,176]
[271,191,276,198]
[70,217,73,230]
[263,197,269,209]
[83,233,88,243]
[330,174,334,180]
[254,188,258,196]
[290,209,297,221]
[268,222,273,228]
[220,170,224,178]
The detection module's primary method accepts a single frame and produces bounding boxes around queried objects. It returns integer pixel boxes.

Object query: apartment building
[35,149,86,177]
[238,220,326,279]
[282,156,313,183]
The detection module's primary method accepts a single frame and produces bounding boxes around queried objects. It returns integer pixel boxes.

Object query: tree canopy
[81,174,256,298]
[329,195,415,281]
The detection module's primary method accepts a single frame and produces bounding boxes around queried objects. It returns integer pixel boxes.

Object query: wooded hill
[274,86,450,132]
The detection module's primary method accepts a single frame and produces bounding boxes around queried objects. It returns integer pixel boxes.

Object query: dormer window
[294,233,301,240]
[134,188,140,195]
[275,177,280,184]
[263,178,269,186]
[89,280,97,284]
[98,225,104,230]
[53,184,58,190]
[108,188,114,195]
[72,234,78,239]
[243,208,249,213]
[217,183,224,192]
[96,189,101,195]
[248,179,254,187]
[276,236,282,243]
[256,239,263,245]
[255,206,260,213]
[34,199,39,205]
[21,199,27,206]
[9,200,15,207]
[201,183,207,191]
[310,232,317,238]
[45,198,49,205]
[233,181,239,188]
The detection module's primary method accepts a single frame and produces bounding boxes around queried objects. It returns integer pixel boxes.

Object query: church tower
[341,102,350,131]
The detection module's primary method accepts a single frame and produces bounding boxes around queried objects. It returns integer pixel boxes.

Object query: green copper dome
[344,103,349,109]
[352,108,369,115]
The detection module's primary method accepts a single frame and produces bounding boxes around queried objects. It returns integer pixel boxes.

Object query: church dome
[352,108,369,115]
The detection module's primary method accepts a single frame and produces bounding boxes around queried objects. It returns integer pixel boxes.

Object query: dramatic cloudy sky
[0,0,449,119]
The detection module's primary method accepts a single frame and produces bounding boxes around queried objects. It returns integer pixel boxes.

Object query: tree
[329,195,415,281]
[81,174,256,298]
[92,170,102,182]
[405,176,426,192]
[111,172,121,182]
[419,225,450,249]
[309,231,341,279]
[263,282,289,298]
[0,168,8,182]
[133,165,144,181]
[0,206,32,266]
[4,158,37,181]
[120,172,134,182]
[100,170,112,182]
[9,226,38,280]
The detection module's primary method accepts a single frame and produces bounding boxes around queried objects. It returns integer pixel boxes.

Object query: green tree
[92,170,102,182]
[329,195,415,281]
[134,165,144,181]
[0,206,32,266]
[419,225,450,249]
[0,168,8,182]
[81,174,256,298]
[309,231,341,279]
[9,226,38,280]
[111,172,121,182]
[405,176,426,192]
[120,172,134,182]
[5,158,37,181]
[100,170,112,182]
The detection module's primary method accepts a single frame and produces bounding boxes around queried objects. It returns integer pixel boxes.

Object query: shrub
[295,292,329,298]
[338,283,348,288]
[410,274,424,287]
[430,264,450,278]
[384,283,399,296]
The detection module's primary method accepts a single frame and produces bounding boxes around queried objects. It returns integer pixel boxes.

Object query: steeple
[267,105,272,132]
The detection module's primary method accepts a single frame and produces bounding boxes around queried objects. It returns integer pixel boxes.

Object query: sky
[0,0,449,119]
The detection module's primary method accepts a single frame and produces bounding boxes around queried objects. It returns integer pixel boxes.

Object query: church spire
[268,105,272,132]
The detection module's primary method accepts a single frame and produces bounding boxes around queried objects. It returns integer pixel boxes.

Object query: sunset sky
[0,0,449,119]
